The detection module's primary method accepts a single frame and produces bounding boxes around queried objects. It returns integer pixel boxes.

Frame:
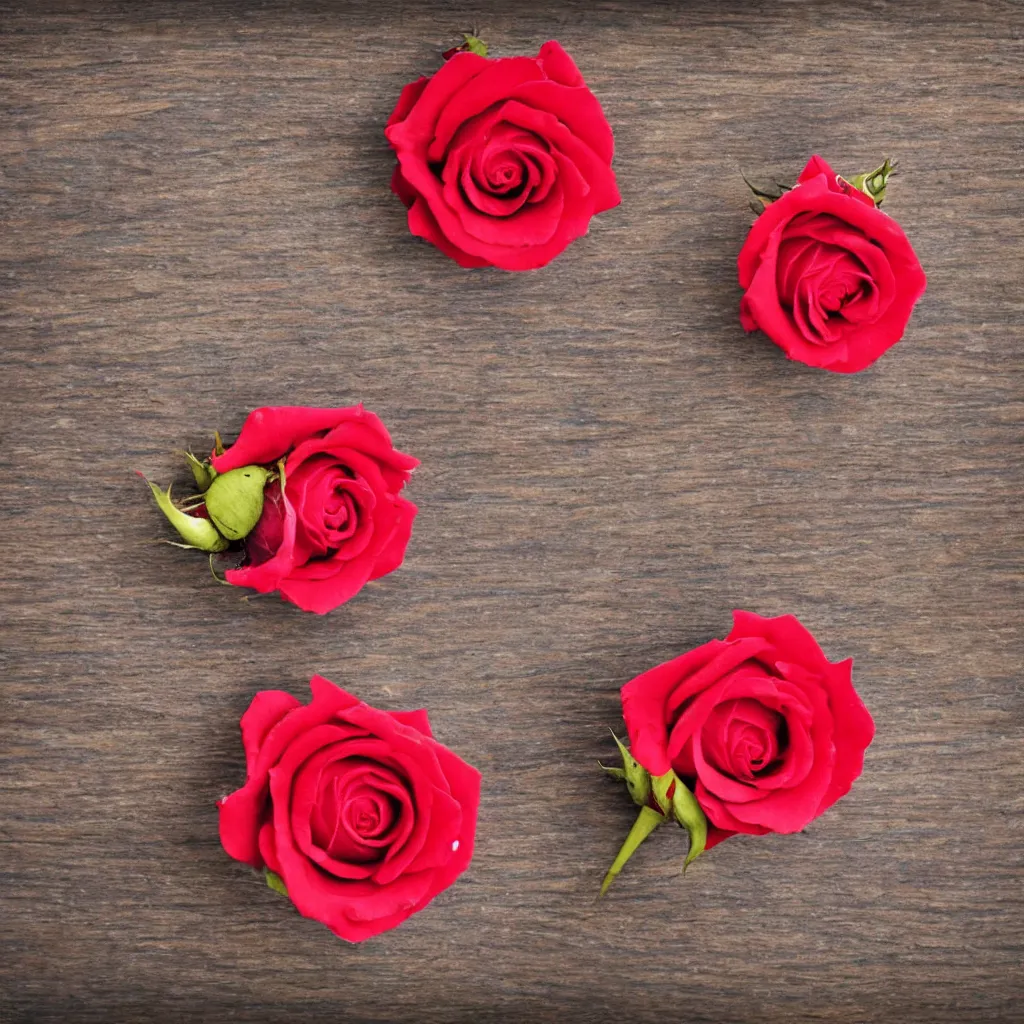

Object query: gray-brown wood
[2,1,1021,1020]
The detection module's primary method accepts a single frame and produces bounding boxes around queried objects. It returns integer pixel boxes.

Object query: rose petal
[511,80,615,166]
[258,818,283,875]
[536,40,586,88]
[812,657,875,816]
[391,162,419,209]
[703,824,739,850]
[665,637,774,719]
[696,781,774,837]
[621,639,731,777]
[389,708,433,738]
[212,405,393,474]
[386,76,429,131]
[385,51,488,150]
[728,611,830,675]
[368,496,417,581]
[240,690,301,774]
[224,477,299,594]
[797,156,876,209]
[278,558,377,615]
[406,197,495,268]
[426,56,547,163]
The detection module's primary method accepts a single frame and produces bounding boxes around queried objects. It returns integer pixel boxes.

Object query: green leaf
[265,870,288,896]
[599,805,665,897]
[142,475,228,552]
[609,731,651,808]
[203,465,273,541]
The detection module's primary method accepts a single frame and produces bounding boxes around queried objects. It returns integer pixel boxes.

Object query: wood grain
[1,1,1021,1021]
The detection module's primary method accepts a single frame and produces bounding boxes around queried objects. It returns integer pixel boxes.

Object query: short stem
[599,805,665,897]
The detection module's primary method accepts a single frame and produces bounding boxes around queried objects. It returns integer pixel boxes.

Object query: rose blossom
[621,611,874,849]
[738,155,926,372]
[212,405,417,614]
[386,40,620,270]
[219,675,480,942]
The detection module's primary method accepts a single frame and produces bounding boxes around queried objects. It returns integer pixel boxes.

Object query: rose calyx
[746,156,897,215]
[599,734,708,895]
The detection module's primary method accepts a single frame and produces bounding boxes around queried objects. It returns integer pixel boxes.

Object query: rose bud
[202,464,274,541]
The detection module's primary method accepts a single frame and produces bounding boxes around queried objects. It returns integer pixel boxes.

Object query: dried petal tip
[203,465,273,541]
[140,474,229,552]
[849,157,897,206]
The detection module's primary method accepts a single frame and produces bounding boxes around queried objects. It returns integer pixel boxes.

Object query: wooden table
[2,1,1021,1020]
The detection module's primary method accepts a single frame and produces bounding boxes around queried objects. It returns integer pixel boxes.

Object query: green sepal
[650,769,675,816]
[142,476,229,552]
[203,465,273,541]
[652,770,708,870]
[182,451,217,492]
[671,776,708,869]
[599,805,665,897]
[608,731,651,808]
[461,33,488,56]
[743,174,791,215]
[265,870,288,896]
[849,157,896,206]
[598,762,626,782]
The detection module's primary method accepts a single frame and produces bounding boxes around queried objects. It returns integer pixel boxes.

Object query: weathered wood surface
[1,1,1021,1020]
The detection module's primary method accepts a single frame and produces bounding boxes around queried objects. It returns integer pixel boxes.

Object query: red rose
[738,155,926,372]
[218,675,480,943]
[211,406,418,615]
[621,611,874,849]
[385,40,620,270]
